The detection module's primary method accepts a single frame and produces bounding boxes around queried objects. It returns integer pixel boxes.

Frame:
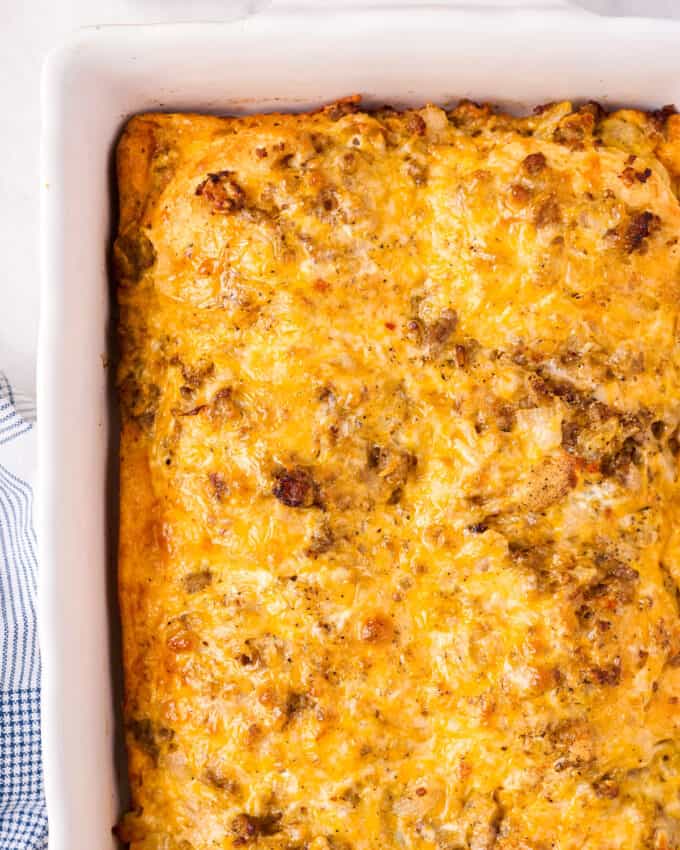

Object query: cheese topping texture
[115,99,680,850]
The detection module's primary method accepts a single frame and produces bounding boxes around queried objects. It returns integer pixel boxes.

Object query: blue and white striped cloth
[0,374,47,848]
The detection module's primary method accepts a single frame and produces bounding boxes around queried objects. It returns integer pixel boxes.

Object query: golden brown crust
[116,115,156,231]
[116,99,680,850]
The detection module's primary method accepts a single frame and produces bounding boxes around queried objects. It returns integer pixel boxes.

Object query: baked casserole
[114,98,680,850]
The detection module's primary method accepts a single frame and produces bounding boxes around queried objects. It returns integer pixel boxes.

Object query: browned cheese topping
[115,98,680,850]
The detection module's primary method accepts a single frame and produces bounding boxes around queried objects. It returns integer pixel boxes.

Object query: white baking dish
[38,3,680,848]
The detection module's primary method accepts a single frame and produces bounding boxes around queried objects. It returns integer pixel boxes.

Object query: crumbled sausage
[306,522,334,558]
[561,420,580,451]
[276,153,295,169]
[422,308,457,358]
[128,718,159,762]
[325,95,361,121]
[522,152,547,176]
[318,187,338,214]
[367,445,417,495]
[406,112,427,136]
[209,387,239,421]
[534,373,584,406]
[590,658,621,686]
[600,436,641,482]
[580,101,606,122]
[533,102,556,116]
[620,167,637,186]
[175,360,214,389]
[623,211,661,253]
[386,486,404,505]
[209,472,229,501]
[128,718,173,765]
[195,170,246,213]
[183,570,213,594]
[592,776,619,798]
[534,196,562,228]
[407,160,428,185]
[428,309,458,345]
[341,151,358,174]
[119,374,161,430]
[651,420,665,439]
[608,562,640,584]
[582,558,639,607]
[114,229,157,283]
[203,768,241,795]
[273,467,319,508]
[231,812,282,844]
[669,428,680,456]
[510,183,532,205]
[285,691,311,722]
[553,116,588,149]
[651,104,676,129]
[495,404,516,433]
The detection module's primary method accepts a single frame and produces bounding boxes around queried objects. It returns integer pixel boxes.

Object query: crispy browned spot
[273,467,319,508]
[306,521,335,557]
[118,374,160,429]
[580,101,607,122]
[623,211,661,253]
[367,445,417,497]
[406,112,427,136]
[522,152,547,176]
[231,812,282,844]
[195,170,246,213]
[284,691,311,723]
[510,183,532,205]
[209,472,229,501]
[534,196,562,229]
[128,718,173,765]
[600,436,641,482]
[651,103,677,129]
[592,776,619,798]
[324,95,361,121]
[590,658,621,686]
[423,308,458,358]
[620,166,653,186]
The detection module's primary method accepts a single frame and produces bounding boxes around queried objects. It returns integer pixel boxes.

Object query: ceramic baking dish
[38,2,680,847]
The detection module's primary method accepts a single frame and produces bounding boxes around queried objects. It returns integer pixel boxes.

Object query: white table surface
[2,0,679,401]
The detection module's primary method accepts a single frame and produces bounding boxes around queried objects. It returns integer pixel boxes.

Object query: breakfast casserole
[114,98,680,850]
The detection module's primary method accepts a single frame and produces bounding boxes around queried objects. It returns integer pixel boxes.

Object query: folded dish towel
[0,373,46,849]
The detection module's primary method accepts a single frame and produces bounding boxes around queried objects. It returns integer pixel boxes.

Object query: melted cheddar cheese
[115,99,680,850]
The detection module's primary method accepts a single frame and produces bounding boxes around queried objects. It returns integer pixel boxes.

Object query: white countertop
[2,0,678,400]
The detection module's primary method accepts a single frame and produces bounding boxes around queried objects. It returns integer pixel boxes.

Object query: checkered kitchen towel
[0,373,47,848]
